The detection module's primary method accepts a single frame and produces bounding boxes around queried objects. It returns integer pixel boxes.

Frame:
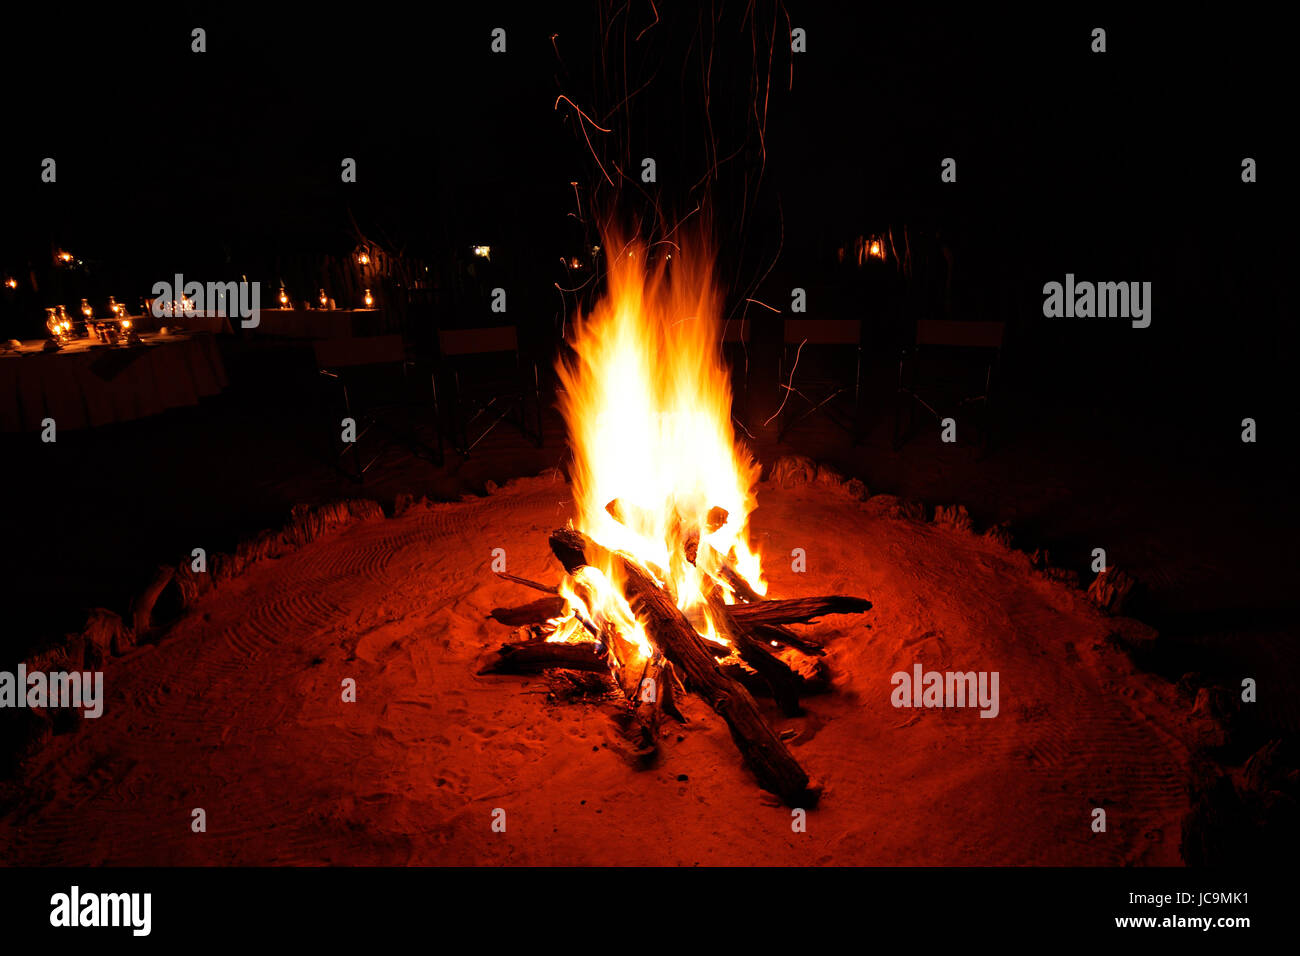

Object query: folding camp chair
[314,334,442,481]
[776,318,864,443]
[434,325,543,458]
[893,318,1005,456]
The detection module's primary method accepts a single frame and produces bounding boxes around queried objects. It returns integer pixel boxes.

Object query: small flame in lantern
[553,232,765,659]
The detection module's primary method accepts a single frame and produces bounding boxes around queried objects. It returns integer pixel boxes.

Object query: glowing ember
[553,233,765,659]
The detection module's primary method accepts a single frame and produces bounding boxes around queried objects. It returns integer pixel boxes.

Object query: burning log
[681,506,730,563]
[707,592,804,717]
[550,527,818,807]
[697,543,765,603]
[753,622,826,657]
[727,595,872,628]
[571,567,678,755]
[489,596,568,626]
[479,639,611,675]
[686,609,843,656]
[659,660,687,723]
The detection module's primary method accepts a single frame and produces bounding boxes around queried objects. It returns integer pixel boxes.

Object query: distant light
[472,244,491,260]
[319,289,328,307]
[3,277,15,289]
[278,287,289,306]
[363,288,374,308]
[57,251,73,263]
[357,252,370,266]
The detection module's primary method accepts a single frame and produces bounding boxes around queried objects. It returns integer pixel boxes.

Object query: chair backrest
[915,319,1004,350]
[438,325,518,357]
[784,318,861,346]
[313,334,406,370]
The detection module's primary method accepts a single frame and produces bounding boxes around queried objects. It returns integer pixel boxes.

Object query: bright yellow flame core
[555,236,765,657]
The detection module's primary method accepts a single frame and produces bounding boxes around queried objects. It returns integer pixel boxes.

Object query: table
[0,332,228,432]
[161,312,234,334]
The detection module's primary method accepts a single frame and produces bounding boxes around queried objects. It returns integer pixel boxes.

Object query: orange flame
[554,233,765,658]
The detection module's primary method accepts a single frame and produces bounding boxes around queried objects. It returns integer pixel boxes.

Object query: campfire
[482,235,871,806]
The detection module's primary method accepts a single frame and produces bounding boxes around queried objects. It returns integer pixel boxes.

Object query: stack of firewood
[480,502,872,807]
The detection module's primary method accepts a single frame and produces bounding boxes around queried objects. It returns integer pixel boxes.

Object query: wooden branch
[700,544,765,603]
[750,621,826,656]
[489,596,568,626]
[727,595,872,628]
[479,640,610,675]
[689,607,835,656]
[550,527,817,807]
[708,593,803,717]
[659,660,687,723]
[682,506,729,563]
[494,571,558,595]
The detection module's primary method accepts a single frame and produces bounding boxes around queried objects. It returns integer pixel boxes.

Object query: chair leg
[431,370,446,465]
[892,354,907,451]
[533,362,544,448]
[852,345,864,445]
[908,352,919,439]
[451,370,468,457]
[979,362,995,460]
[343,384,365,483]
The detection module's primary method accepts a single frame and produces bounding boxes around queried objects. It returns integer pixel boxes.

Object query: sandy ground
[0,472,1208,865]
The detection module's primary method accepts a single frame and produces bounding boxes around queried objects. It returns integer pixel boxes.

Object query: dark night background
[2,5,1290,386]
[0,0,1295,884]
[1,4,1296,804]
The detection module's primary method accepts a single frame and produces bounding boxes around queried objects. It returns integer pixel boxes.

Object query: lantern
[3,277,16,289]
[472,244,491,260]
[319,289,328,308]
[278,287,289,307]
[363,288,374,308]
[357,251,370,266]
[81,298,93,319]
